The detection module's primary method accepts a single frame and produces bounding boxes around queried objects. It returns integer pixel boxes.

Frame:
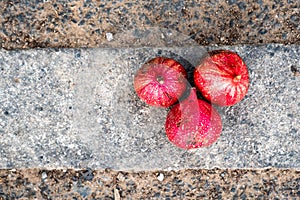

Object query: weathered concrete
[0,44,299,170]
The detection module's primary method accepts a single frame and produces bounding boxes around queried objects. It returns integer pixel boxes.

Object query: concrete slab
[0,44,299,170]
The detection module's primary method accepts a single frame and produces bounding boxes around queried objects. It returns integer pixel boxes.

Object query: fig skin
[194,50,249,106]
[165,88,222,149]
[134,57,187,108]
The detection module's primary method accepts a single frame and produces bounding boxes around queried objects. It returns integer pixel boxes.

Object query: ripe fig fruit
[194,50,249,106]
[165,88,222,149]
[134,57,187,107]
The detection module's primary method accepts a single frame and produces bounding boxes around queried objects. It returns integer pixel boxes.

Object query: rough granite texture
[0,168,299,199]
[0,44,299,170]
[1,1,300,199]
[0,0,299,49]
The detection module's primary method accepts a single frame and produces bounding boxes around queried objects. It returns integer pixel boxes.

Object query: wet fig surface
[165,88,223,149]
[194,50,249,106]
[134,57,187,107]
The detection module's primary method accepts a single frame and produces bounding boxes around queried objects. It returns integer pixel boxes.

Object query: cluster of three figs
[134,50,249,149]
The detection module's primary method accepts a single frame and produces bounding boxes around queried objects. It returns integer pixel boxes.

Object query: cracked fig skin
[165,88,222,149]
[134,57,187,107]
[194,50,249,106]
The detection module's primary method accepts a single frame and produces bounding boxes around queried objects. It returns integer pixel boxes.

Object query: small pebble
[114,188,120,200]
[117,173,125,182]
[106,33,113,41]
[157,173,164,182]
[42,172,47,180]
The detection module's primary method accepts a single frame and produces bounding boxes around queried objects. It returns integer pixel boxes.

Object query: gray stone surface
[0,44,299,170]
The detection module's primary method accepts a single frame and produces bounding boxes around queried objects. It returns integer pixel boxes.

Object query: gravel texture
[0,168,299,199]
[1,1,299,198]
[0,44,299,170]
[0,0,299,49]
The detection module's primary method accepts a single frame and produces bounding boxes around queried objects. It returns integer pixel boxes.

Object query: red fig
[194,50,249,106]
[165,88,222,149]
[134,57,187,107]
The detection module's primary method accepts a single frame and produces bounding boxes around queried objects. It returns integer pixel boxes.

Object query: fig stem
[233,75,241,82]
[157,76,164,84]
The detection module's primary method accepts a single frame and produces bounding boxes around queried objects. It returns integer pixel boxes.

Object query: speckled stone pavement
[0,168,299,199]
[1,45,299,170]
[0,0,299,49]
[0,0,300,199]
